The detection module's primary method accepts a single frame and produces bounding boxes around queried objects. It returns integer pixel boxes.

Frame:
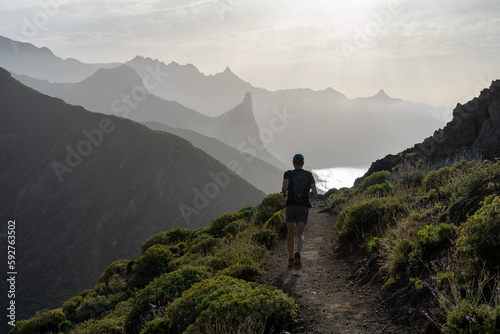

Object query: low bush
[417,223,456,258]
[197,243,266,272]
[74,295,110,322]
[365,182,394,195]
[125,266,211,333]
[422,167,453,191]
[265,210,287,235]
[141,275,296,334]
[397,171,426,187]
[186,233,219,255]
[219,262,263,281]
[141,232,168,254]
[10,309,66,334]
[259,193,286,211]
[165,227,194,244]
[207,212,244,238]
[335,197,407,243]
[456,195,500,271]
[222,219,249,237]
[253,194,286,226]
[359,170,391,191]
[252,228,278,249]
[387,238,416,275]
[130,245,174,288]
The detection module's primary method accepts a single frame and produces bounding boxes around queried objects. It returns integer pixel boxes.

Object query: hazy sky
[1,0,500,107]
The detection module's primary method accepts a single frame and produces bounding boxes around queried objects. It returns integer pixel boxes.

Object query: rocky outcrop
[414,80,500,161]
[358,80,500,183]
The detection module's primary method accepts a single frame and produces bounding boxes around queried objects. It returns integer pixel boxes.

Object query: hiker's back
[286,169,313,207]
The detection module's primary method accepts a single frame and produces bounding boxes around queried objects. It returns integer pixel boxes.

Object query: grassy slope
[9,194,297,334]
[327,158,500,333]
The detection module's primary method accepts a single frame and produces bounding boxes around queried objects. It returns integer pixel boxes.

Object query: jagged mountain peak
[82,64,143,87]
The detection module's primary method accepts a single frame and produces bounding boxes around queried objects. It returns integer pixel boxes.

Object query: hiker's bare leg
[295,222,306,254]
[287,222,296,259]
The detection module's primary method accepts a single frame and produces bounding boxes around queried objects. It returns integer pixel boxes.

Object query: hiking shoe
[294,253,301,268]
[288,258,295,268]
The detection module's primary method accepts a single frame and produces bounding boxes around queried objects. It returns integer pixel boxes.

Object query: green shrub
[264,210,287,235]
[143,275,296,334]
[198,243,267,272]
[207,212,243,238]
[368,237,379,253]
[398,171,426,187]
[456,195,500,271]
[327,192,348,209]
[71,317,126,334]
[365,182,394,195]
[141,228,195,254]
[417,223,456,257]
[449,161,500,201]
[74,295,110,322]
[252,194,286,226]
[62,290,94,321]
[359,170,391,191]
[335,197,407,242]
[259,193,286,211]
[253,205,279,226]
[97,259,129,285]
[10,309,66,334]
[141,232,168,254]
[125,266,211,333]
[130,245,173,288]
[388,238,416,275]
[58,319,73,333]
[219,262,263,281]
[222,219,249,237]
[165,227,194,244]
[186,233,219,255]
[252,228,278,248]
[422,167,453,191]
[442,300,499,334]
[424,188,439,202]
[238,206,256,220]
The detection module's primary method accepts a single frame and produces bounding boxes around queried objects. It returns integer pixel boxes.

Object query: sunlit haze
[1,0,500,107]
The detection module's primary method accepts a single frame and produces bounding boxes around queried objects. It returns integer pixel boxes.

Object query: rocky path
[257,197,414,334]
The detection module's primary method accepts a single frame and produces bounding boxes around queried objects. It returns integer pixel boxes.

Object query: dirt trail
[257,197,414,334]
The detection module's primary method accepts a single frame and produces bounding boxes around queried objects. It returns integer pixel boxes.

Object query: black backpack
[290,170,309,204]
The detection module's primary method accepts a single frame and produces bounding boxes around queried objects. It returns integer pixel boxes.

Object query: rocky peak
[358,79,500,183]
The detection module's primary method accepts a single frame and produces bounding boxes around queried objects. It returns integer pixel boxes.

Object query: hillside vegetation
[10,158,500,334]
[327,158,500,333]
[10,194,296,334]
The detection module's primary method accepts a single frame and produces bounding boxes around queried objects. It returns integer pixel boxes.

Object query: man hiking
[282,153,317,268]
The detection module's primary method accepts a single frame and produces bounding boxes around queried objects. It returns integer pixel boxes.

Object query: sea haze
[313,166,369,192]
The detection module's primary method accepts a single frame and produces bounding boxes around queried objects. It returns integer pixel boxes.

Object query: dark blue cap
[293,154,304,164]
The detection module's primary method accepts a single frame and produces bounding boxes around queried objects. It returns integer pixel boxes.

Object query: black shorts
[285,205,309,224]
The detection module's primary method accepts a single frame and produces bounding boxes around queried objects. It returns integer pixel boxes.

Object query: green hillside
[10,193,295,334]
[0,67,265,328]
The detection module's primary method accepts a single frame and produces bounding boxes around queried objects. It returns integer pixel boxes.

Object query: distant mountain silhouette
[124,56,450,168]
[12,66,288,171]
[125,56,259,117]
[0,35,119,82]
[4,37,451,168]
[353,89,403,104]
[0,67,265,324]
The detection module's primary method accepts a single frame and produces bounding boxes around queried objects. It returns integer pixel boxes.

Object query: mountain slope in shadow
[0,67,265,324]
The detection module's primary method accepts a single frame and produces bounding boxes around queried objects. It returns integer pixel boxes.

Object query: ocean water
[313,166,369,192]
